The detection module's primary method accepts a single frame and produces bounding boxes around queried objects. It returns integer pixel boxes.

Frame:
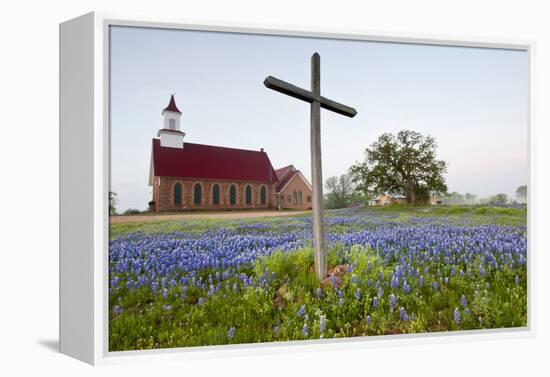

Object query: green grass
[109,244,527,350]
[108,205,527,350]
[110,205,526,239]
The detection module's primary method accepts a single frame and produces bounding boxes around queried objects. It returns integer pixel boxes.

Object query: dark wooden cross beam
[264,52,357,281]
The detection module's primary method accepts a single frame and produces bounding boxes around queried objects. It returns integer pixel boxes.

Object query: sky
[110,26,529,212]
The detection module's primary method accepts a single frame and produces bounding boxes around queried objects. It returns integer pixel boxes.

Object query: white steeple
[158,94,185,148]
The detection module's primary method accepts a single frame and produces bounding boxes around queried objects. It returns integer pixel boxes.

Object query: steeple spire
[158,94,185,149]
[162,94,182,114]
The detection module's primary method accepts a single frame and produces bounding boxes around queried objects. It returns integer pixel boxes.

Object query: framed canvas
[59,12,535,365]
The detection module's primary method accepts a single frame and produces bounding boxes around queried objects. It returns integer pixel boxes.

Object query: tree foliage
[109,191,118,216]
[515,185,527,202]
[349,130,448,204]
[488,193,509,206]
[324,173,355,209]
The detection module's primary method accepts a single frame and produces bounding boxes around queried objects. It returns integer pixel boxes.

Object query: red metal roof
[152,139,278,183]
[276,170,300,192]
[163,95,182,114]
[275,165,294,180]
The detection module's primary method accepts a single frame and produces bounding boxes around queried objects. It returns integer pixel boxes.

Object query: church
[149,95,312,212]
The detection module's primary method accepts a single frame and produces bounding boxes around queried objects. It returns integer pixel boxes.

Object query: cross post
[264,52,357,281]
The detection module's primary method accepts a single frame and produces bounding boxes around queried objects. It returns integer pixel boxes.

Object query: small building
[368,193,407,206]
[149,95,279,212]
[275,165,313,210]
[429,196,443,205]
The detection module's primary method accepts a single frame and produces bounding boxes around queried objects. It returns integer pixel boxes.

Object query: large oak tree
[349,130,448,204]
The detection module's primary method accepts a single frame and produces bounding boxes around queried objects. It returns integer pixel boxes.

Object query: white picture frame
[59,11,536,365]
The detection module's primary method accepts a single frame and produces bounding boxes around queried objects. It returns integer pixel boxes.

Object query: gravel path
[110,210,310,224]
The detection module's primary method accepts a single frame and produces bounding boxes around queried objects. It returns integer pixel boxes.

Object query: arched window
[298,191,303,205]
[229,185,237,205]
[194,183,202,205]
[260,186,267,205]
[293,191,297,205]
[212,184,220,205]
[174,183,182,205]
[245,185,252,205]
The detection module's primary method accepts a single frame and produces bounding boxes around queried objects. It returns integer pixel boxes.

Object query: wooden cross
[264,52,357,281]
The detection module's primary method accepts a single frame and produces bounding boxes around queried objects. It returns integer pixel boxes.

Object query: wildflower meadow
[109,206,527,351]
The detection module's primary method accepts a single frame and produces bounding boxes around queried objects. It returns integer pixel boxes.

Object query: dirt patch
[110,210,310,224]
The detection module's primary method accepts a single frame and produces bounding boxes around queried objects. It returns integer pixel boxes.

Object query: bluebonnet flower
[403,313,409,322]
[113,305,122,315]
[319,315,326,333]
[389,293,397,311]
[296,305,306,318]
[197,297,205,306]
[372,296,378,310]
[355,288,361,301]
[453,308,461,324]
[163,304,171,311]
[465,308,471,316]
[337,290,343,299]
[227,326,236,340]
[207,284,216,297]
[479,265,486,278]
[302,323,309,337]
[461,295,468,309]
[108,207,527,339]
[365,315,372,325]
[399,307,405,320]
[316,287,323,299]
[391,276,399,289]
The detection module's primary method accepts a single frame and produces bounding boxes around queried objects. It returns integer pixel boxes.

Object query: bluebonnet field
[109,206,527,351]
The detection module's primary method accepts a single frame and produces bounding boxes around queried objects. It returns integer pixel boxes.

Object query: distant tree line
[323,129,527,209]
[442,186,527,206]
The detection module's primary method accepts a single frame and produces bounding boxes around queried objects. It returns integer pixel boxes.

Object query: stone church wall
[277,175,313,210]
[153,176,277,212]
